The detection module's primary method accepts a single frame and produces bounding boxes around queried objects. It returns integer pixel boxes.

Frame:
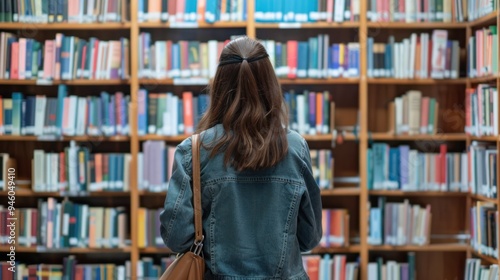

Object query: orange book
[59,152,65,188]
[138,208,146,248]
[95,153,103,190]
[306,256,320,280]
[420,97,429,134]
[220,0,227,20]
[183,92,194,134]
[287,40,298,79]
[330,210,344,247]
[316,93,323,134]
[18,39,26,80]
[10,42,19,80]
[148,0,161,22]
[88,208,97,248]
[197,0,206,23]
[415,40,421,78]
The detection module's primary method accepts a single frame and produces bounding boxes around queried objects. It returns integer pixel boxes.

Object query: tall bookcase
[0,1,499,279]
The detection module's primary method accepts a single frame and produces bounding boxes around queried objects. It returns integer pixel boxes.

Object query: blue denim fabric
[160,124,323,279]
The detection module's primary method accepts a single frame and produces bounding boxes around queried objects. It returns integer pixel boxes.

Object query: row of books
[470,201,498,259]
[138,34,226,79]
[1,259,129,280]
[255,0,360,23]
[367,143,467,192]
[310,149,334,189]
[261,39,360,79]
[302,255,359,280]
[387,90,439,135]
[468,26,498,78]
[0,0,126,23]
[33,148,132,193]
[465,85,499,137]
[0,89,130,137]
[137,257,176,279]
[469,142,498,198]
[465,258,499,280]
[368,198,431,246]
[367,0,466,22]
[319,209,349,248]
[137,90,209,136]
[368,30,460,79]
[0,200,128,249]
[467,0,498,21]
[138,208,165,248]
[367,253,416,280]
[138,0,247,23]
[283,91,333,136]
[0,32,130,81]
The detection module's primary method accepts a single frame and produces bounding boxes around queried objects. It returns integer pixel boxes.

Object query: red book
[420,97,429,133]
[168,0,177,20]
[182,91,194,134]
[31,209,37,247]
[326,0,333,22]
[166,40,173,74]
[10,42,19,80]
[287,40,298,79]
[399,0,405,22]
[43,40,55,80]
[92,40,100,80]
[440,144,447,188]
[115,92,123,133]
[59,152,65,189]
[306,256,320,280]
[80,44,87,79]
[75,266,84,280]
[465,88,473,134]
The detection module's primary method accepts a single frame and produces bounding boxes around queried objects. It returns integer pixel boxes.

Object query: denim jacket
[160,124,323,279]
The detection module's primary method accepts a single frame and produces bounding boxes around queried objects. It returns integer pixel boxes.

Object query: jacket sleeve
[297,139,323,252]
[159,144,195,253]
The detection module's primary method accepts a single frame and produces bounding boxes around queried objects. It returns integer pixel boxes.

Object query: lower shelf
[0,246,131,253]
[368,243,469,252]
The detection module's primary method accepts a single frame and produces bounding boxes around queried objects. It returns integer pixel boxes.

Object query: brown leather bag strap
[191,134,204,244]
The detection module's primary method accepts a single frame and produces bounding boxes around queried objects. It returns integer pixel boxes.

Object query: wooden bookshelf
[1,1,499,280]
[0,22,132,30]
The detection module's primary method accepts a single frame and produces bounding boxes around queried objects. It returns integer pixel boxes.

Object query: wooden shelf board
[371,133,467,141]
[321,187,360,196]
[469,75,499,84]
[0,246,131,253]
[470,136,499,142]
[139,247,174,254]
[368,243,469,252]
[279,78,360,85]
[471,250,499,264]
[0,22,132,30]
[0,79,130,85]
[0,190,131,197]
[469,12,498,28]
[255,22,359,29]
[311,245,361,254]
[367,78,466,85]
[0,135,130,141]
[470,194,498,205]
[139,191,167,197]
[139,22,247,28]
[139,134,190,142]
[303,133,357,141]
[367,22,467,29]
[369,190,468,197]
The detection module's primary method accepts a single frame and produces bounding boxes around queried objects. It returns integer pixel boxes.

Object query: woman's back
[159,37,322,279]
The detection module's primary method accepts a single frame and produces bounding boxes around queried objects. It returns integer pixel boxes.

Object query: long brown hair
[196,36,289,171]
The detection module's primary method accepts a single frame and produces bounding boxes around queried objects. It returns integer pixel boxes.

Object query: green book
[367,148,373,190]
[428,98,436,134]
[408,252,416,280]
[11,92,23,135]
[490,26,498,74]
[156,94,166,133]
[188,41,200,77]
[322,91,330,134]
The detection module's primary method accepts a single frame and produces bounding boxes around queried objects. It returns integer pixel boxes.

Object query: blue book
[100,92,110,134]
[4,99,12,134]
[109,98,115,135]
[399,145,410,189]
[138,89,147,135]
[297,42,308,78]
[20,99,26,135]
[369,208,382,245]
[178,99,184,134]
[11,92,23,135]
[25,39,33,79]
[171,43,180,78]
[26,96,35,135]
[205,0,217,23]
[367,37,374,77]
[186,0,197,22]
[373,143,388,189]
[308,37,318,77]
[384,43,391,78]
[60,36,71,80]
[332,44,340,77]
[56,85,67,135]
[388,147,400,189]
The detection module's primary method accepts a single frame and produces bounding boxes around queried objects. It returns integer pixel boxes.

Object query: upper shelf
[0,79,130,86]
[0,22,131,30]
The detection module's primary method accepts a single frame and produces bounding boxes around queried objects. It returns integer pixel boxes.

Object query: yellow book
[138,208,147,248]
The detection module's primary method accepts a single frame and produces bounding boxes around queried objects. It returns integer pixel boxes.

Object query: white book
[33,150,45,191]
[334,0,345,22]
[403,39,410,78]
[368,263,378,280]
[34,96,47,136]
[405,0,415,22]
[208,40,218,78]
[267,41,276,70]
[63,96,77,136]
[409,34,417,78]
[137,153,144,190]
[296,95,306,135]
[323,35,329,78]
[67,141,78,192]
[431,30,448,79]
[51,153,58,191]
